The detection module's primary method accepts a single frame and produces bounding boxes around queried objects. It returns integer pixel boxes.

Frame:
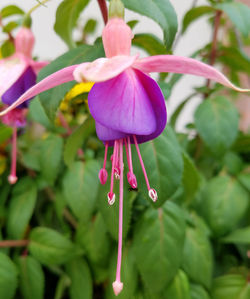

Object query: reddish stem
[97,0,108,24]
[0,240,29,248]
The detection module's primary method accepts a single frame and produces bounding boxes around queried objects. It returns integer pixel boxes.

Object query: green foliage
[54,0,90,48]
[17,256,45,299]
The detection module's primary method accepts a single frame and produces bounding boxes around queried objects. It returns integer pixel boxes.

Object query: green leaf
[212,274,250,299]
[63,160,100,221]
[54,0,90,48]
[39,134,63,185]
[0,125,12,144]
[182,6,215,33]
[133,201,186,293]
[83,19,97,34]
[0,252,18,299]
[194,96,239,156]
[133,33,166,55]
[182,152,201,204]
[190,284,210,299]
[76,213,111,266]
[29,227,82,265]
[64,117,95,167]
[215,2,250,37]
[7,177,37,239]
[28,98,53,129]
[133,126,183,207]
[17,256,45,299]
[1,40,15,58]
[121,0,178,50]
[182,227,213,289]
[232,134,250,153]
[201,175,249,237]
[3,21,19,33]
[37,43,104,121]
[66,258,92,299]
[0,5,24,18]
[238,172,250,192]
[164,270,191,299]
[222,227,250,244]
[97,179,136,241]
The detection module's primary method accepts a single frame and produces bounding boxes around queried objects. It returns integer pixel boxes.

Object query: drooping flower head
[0,0,249,294]
[0,25,48,184]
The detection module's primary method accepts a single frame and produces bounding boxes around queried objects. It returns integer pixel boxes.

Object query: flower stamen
[133,134,157,202]
[107,140,118,205]
[124,137,137,189]
[99,142,109,185]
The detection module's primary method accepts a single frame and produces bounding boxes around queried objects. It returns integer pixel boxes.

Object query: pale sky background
[0,0,211,130]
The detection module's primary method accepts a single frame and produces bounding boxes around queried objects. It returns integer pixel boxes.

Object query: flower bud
[15,27,35,58]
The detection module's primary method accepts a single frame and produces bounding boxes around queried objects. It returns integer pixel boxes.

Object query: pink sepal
[0,65,78,116]
[73,55,137,83]
[133,55,250,92]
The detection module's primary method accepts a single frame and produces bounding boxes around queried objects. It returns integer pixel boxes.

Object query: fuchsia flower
[0,14,249,297]
[0,27,48,184]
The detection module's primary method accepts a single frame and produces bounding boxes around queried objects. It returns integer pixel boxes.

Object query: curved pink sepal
[0,65,78,116]
[0,55,27,97]
[73,55,138,83]
[133,55,250,92]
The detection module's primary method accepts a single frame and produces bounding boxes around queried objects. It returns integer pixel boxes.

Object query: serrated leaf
[63,160,100,221]
[17,256,45,299]
[133,201,186,293]
[164,270,190,299]
[133,126,183,207]
[215,2,250,37]
[0,252,18,299]
[29,227,82,265]
[37,43,104,121]
[212,274,250,299]
[133,33,166,55]
[0,5,24,18]
[39,134,63,185]
[190,284,210,299]
[182,152,201,203]
[182,227,213,289]
[195,96,239,156]
[201,175,249,237]
[222,226,250,244]
[7,177,37,239]
[182,6,215,33]
[64,117,95,167]
[54,0,90,48]
[121,0,178,50]
[66,258,92,299]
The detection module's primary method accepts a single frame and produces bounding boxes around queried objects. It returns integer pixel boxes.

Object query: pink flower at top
[0,26,48,184]
[0,11,249,296]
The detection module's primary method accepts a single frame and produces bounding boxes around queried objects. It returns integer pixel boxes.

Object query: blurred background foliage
[0,0,249,298]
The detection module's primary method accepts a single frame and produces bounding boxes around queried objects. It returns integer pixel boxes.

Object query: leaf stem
[27,0,51,16]
[97,0,108,24]
[0,240,29,248]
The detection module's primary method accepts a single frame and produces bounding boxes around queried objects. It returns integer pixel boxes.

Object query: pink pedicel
[98,137,157,296]
[14,27,35,58]
[102,18,133,58]
[8,126,18,185]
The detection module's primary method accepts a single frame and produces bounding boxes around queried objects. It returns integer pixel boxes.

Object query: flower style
[0,26,48,184]
[0,9,249,296]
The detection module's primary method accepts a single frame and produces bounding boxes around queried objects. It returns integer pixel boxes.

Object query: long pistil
[112,139,124,296]
[8,126,18,184]
[133,135,157,202]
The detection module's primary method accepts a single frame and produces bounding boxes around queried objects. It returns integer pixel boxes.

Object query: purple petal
[91,69,167,144]
[2,66,36,108]
[89,68,159,136]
